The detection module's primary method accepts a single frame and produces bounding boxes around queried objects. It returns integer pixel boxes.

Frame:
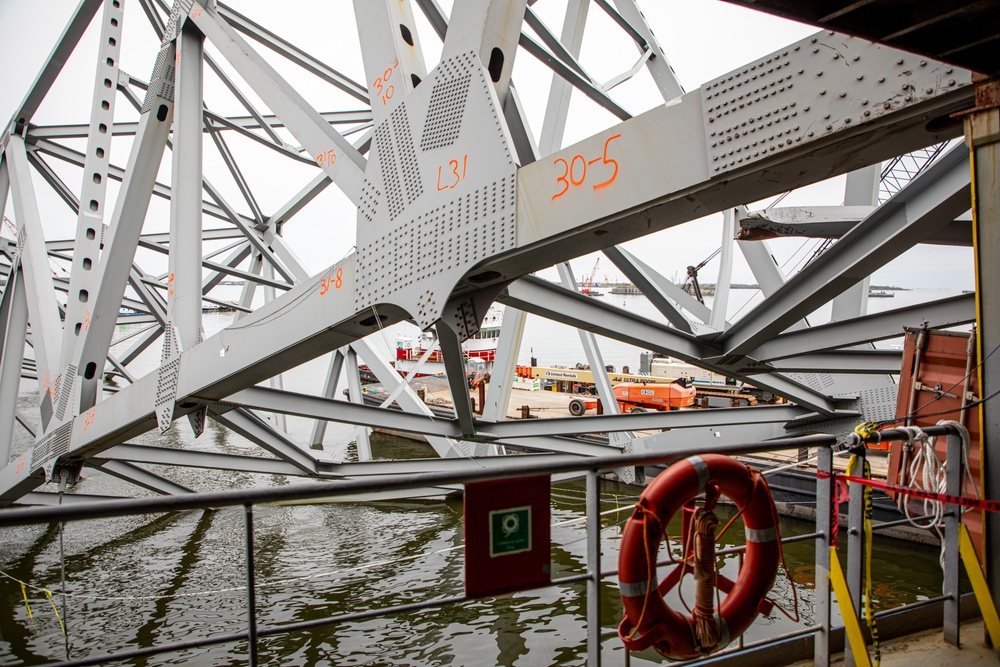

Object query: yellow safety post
[829,546,873,667]
[959,523,1000,646]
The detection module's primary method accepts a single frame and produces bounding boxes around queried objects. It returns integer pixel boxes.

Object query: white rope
[901,426,947,532]
[895,421,975,571]
[759,446,853,477]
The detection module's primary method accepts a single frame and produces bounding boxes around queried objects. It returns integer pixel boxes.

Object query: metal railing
[0,424,972,666]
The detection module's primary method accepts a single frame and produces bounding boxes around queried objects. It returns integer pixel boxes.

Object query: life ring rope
[622,504,664,642]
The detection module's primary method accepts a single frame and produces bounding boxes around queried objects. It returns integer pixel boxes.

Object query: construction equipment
[646,355,772,405]
[581,257,601,295]
[683,248,721,304]
[568,381,697,416]
[466,358,490,389]
[515,365,680,387]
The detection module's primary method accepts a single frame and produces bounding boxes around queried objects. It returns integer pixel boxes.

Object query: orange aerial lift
[568,381,697,416]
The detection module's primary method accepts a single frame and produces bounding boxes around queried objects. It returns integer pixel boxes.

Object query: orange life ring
[618,454,780,659]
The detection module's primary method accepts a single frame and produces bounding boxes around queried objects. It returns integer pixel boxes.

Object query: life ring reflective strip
[617,454,780,660]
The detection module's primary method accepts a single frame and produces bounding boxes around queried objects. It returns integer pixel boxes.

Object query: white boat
[394,306,502,377]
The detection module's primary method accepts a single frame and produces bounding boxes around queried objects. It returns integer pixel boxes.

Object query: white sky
[0,0,975,290]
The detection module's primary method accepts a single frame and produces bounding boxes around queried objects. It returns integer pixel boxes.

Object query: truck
[568,381,697,416]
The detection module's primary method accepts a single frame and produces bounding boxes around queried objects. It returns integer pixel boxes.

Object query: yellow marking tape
[829,546,872,667]
[959,523,1000,646]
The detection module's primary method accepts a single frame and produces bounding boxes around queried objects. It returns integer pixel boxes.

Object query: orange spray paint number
[436,155,469,191]
[551,133,622,201]
[320,267,344,295]
[315,149,337,167]
[372,61,400,106]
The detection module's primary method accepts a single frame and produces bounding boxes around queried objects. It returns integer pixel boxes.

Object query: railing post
[815,445,833,667]
[244,504,259,667]
[586,469,602,666]
[943,430,963,646]
[845,445,866,667]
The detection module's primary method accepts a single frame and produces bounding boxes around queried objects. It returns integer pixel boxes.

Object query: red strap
[818,470,1000,514]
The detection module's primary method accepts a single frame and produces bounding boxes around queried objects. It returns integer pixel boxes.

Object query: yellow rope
[44,589,66,636]
[20,581,35,629]
[624,504,662,641]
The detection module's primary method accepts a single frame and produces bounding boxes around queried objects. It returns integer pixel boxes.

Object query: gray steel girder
[719,144,973,357]
[751,293,976,362]
[499,276,839,414]
[0,2,985,506]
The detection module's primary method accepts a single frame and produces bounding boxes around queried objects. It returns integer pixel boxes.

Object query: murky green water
[0,436,949,666]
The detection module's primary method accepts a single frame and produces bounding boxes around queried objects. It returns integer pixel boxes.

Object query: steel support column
[831,165,880,322]
[344,347,372,461]
[963,80,1000,624]
[845,445,866,667]
[71,44,177,411]
[7,137,64,410]
[586,469,602,666]
[309,350,345,448]
[58,0,123,380]
[815,446,833,666]
[169,21,206,352]
[0,274,28,465]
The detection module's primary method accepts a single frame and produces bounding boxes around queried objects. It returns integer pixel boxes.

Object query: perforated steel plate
[30,422,72,480]
[141,46,176,113]
[356,50,517,329]
[702,31,971,174]
[155,325,180,433]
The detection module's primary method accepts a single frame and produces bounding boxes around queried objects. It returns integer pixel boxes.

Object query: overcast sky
[0,1,975,291]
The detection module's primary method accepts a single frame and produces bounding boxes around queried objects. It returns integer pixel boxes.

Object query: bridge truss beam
[0,0,985,505]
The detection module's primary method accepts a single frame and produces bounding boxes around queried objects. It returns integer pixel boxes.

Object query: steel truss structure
[0,0,984,505]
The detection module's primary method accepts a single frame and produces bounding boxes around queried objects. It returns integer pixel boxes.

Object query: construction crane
[683,247,721,304]
[581,257,601,295]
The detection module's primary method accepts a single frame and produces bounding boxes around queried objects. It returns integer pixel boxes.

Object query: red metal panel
[888,327,982,557]
[465,475,551,598]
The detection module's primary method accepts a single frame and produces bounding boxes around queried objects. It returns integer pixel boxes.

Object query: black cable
[878,385,1000,427]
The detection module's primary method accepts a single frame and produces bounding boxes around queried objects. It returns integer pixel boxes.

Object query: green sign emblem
[489,506,531,556]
